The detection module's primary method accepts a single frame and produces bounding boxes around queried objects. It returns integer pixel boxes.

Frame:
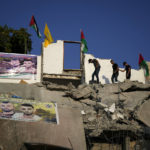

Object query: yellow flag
[44,39,50,47]
[44,24,54,47]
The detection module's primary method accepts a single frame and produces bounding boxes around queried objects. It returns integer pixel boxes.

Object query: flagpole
[41,42,44,82]
[80,28,83,69]
[80,29,85,84]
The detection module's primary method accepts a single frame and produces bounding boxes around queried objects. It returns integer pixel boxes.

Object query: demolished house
[0,40,150,150]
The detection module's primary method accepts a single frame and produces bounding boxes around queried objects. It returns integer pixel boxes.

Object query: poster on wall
[0,53,37,79]
[0,98,59,124]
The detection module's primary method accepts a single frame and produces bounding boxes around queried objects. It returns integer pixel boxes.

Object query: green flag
[29,15,41,38]
[138,53,149,76]
[81,30,88,53]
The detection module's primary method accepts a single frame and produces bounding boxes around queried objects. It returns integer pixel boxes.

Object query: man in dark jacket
[89,59,101,83]
[110,59,119,83]
[120,61,131,79]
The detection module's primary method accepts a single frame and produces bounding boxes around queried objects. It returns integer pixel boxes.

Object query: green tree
[0,25,32,54]
[0,25,12,53]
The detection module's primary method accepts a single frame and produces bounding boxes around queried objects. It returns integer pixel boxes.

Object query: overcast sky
[0,0,150,69]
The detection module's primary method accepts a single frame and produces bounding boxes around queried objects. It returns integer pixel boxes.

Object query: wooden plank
[63,40,81,44]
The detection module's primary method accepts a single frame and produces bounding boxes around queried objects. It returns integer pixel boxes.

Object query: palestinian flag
[138,53,149,76]
[81,30,88,53]
[29,16,41,38]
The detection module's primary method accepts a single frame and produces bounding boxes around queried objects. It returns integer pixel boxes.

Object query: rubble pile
[65,80,150,137]
[1,80,150,138]
[0,81,150,149]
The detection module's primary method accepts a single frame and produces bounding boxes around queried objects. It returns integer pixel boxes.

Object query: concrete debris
[104,103,116,113]
[88,116,96,122]
[67,82,75,90]
[111,112,124,120]
[0,80,150,148]
[122,91,150,111]
[46,82,68,91]
[66,85,94,100]
[137,98,150,127]
[96,102,108,109]
[99,83,121,94]
[81,110,86,115]
[64,80,150,137]
[34,82,45,87]
[119,80,150,92]
[80,99,96,106]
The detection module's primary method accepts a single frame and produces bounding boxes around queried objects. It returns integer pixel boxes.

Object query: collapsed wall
[0,83,86,150]
[64,80,150,150]
[0,80,150,150]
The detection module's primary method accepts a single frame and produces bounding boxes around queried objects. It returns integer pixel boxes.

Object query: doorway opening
[63,41,81,70]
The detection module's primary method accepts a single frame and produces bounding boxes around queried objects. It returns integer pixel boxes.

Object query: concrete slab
[0,107,86,150]
[137,99,150,127]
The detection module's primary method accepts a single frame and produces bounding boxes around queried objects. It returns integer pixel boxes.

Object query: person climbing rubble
[120,61,131,80]
[110,59,119,83]
[88,59,101,84]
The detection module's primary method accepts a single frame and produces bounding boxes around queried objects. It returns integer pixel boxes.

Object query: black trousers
[111,72,119,83]
[92,66,100,83]
[126,73,131,79]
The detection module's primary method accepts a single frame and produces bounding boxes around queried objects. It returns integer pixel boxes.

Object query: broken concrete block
[120,80,150,92]
[89,129,103,137]
[47,83,68,91]
[90,91,98,100]
[137,99,150,127]
[101,94,119,107]
[104,103,116,113]
[117,113,124,119]
[111,114,118,120]
[67,82,75,90]
[80,99,96,106]
[70,86,93,100]
[96,102,108,109]
[109,103,116,113]
[77,83,88,89]
[132,81,150,91]
[122,91,150,111]
[99,83,121,94]
[85,110,97,115]
[81,110,86,115]
[111,112,124,120]
[119,80,135,91]
[104,108,109,112]
[88,116,96,122]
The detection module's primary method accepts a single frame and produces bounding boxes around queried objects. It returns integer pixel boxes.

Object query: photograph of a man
[12,103,41,121]
[0,101,14,118]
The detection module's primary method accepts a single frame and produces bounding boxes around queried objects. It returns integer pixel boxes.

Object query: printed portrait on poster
[0,53,37,79]
[0,98,59,124]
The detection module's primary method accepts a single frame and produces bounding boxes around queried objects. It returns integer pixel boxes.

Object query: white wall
[0,56,41,84]
[84,54,145,84]
[43,40,64,74]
